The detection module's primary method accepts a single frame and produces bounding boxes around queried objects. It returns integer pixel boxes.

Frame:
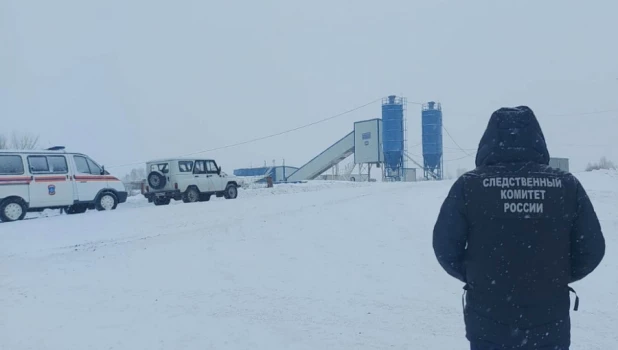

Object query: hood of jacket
[475,106,550,167]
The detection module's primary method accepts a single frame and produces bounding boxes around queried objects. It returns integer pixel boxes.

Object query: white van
[0,147,128,222]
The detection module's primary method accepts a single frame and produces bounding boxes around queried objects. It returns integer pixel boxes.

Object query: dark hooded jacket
[433,106,605,349]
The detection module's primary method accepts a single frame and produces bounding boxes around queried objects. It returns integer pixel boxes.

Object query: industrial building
[233,95,570,183]
[233,94,445,183]
[549,157,569,172]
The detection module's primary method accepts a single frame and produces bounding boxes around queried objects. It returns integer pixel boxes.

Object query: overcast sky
[1,0,617,177]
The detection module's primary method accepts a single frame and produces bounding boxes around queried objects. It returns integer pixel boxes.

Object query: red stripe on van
[34,176,67,182]
[74,175,120,182]
[0,176,31,181]
[0,176,31,184]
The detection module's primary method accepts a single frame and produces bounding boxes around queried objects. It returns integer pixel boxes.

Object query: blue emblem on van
[48,184,56,196]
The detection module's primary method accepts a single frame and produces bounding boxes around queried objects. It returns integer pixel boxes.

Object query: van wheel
[154,197,171,206]
[96,192,118,211]
[224,184,238,199]
[182,187,200,203]
[66,205,88,214]
[0,198,27,222]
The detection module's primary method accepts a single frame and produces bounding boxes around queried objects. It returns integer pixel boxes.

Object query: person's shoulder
[448,169,480,185]
[458,167,489,181]
[443,169,481,197]
[535,164,581,188]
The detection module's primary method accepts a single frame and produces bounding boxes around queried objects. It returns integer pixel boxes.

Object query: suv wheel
[148,171,166,190]
[182,187,200,203]
[224,184,238,199]
[0,198,27,222]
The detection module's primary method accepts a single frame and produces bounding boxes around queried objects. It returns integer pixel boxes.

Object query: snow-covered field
[1,171,616,350]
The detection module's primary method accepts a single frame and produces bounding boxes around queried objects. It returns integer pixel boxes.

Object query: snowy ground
[1,172,616,350]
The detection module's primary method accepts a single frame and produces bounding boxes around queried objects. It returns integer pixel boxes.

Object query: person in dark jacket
[433,106,605,350]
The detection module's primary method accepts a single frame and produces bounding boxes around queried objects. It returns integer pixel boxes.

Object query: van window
[178,161,194,172]
[87,158,102,175]
[28,156,49,173]
[74,155,103,175]
[48,156,68,173]
[0,155,24,175]
[28,155,69,174]
[74,156,90,174]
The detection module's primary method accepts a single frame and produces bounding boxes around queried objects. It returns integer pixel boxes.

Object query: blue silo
[421,101,443,180]
[381,95,406,181]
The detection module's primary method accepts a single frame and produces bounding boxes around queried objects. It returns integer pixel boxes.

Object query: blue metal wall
[421,101,443,180]
[381,95,405,180]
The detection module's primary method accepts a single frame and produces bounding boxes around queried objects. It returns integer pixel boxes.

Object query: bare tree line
[586,156,616,171]
[0,132,40,150]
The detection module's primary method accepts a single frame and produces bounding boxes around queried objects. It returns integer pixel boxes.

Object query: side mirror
[101,166,106,175]
[217,166,221,175]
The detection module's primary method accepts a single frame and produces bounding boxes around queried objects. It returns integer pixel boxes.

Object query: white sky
[1,0,617,177]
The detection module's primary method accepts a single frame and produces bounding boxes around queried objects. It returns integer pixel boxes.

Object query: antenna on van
[47,146,66,151]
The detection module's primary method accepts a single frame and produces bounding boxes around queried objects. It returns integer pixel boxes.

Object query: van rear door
[0,154,31,202]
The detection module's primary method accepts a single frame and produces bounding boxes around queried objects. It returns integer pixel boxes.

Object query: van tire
[0,198,27,222]
[96,192,118,211]
[148,171,166,190]
[182,187,200,203]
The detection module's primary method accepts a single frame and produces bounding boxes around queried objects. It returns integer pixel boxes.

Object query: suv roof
[147,157,216,163]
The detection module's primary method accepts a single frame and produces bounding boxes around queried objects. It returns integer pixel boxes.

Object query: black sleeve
[570,178,606,283]
[433,176,468,283]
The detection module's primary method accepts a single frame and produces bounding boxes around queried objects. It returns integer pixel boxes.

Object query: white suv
[142,158,240,206]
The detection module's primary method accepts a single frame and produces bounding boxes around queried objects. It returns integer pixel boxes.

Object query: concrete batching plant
[235,95,445,183]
